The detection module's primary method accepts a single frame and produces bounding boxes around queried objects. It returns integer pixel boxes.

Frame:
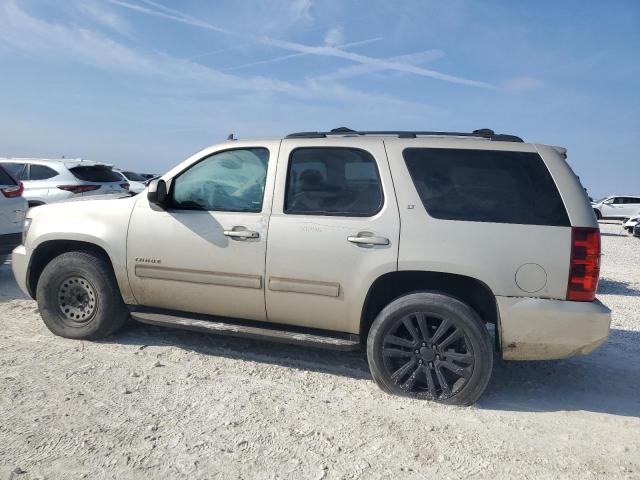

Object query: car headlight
[22,218,32,245]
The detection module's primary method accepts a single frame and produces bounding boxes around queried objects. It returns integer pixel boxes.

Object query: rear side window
[403,148,570,227]
[70,166,122,182]
[29,164,58,180]
[285,148,383,216]
[2,163,26,180]
[0,166,17,186]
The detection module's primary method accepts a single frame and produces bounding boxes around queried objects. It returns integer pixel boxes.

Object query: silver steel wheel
[57,276,97,326]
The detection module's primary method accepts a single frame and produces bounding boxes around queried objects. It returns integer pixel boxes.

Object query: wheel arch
[360,270,499,346]
[27,240,115,298]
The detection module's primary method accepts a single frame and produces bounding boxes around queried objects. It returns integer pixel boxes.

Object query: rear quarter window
[403,148,570,227]
[70,166,122,183]
[0,165,17,186]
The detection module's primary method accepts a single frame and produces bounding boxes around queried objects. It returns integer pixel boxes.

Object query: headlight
[22,218,32,245]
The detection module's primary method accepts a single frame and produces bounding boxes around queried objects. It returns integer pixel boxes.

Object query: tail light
[57,184,101,194]
[567,227,601,301]
[120,182,130,190]
[1,181,24,198]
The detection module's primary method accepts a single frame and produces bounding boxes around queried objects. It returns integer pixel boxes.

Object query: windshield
[593,196,608,203]
[122,171,146,182]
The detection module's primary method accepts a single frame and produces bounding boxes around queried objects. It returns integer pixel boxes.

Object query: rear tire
[36,251,128,340]
[367,292,493,406]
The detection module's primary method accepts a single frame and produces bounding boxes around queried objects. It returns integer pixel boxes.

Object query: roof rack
[285,127,524,143]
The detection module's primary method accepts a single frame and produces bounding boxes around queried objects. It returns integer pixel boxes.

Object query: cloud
[0,0,427,111]
[289,0,314,23]
[105,0,495,89]
[506,76,544,91]
[319,49,445,82]
[222,37,382,72]
[324,27,344,47]
[78,0,132,38]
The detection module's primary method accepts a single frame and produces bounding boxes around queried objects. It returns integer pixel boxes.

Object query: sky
[0,0,638,197]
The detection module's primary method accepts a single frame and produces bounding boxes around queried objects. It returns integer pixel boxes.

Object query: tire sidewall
[367,291,493,406]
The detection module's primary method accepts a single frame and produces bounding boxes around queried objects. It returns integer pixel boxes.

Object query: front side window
[284,148,383,216]
[29,164,58,180]
[171,148,269,212]
[403,148,570,227]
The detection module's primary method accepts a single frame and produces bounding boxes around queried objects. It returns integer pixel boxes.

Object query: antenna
[227,133,236,141]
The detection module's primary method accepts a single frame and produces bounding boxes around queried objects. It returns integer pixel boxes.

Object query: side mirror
[603,198,614,205]
[147,179,168,208]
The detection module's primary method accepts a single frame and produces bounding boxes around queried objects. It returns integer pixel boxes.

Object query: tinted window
[2,163,26,180]
[285,148,383,216]
[29,164,58,180]
[613,197,624,204]
[624,197,640,204]
[172,148,269,212]
[70,166,122,182]
[403,148,570,227]
[0,166,17,186]
[122,171,146,182]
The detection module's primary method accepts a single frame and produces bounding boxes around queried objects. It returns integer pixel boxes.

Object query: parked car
[114,169,147,195]
[0,158,130,207]
[592,195,640,220]
[0,165,27,264]
[623,214,640,233]
[11,127,611,405]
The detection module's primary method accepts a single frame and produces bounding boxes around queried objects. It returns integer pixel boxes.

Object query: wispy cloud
[0,0,427,111]
[506,76,544,91]
[105,0,495,88]
[78,0,133,38]
[222,38,382,72]
[324,27,344,47]
[319,49,445,82]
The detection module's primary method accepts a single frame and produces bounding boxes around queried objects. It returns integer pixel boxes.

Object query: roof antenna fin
[227,133,236,141]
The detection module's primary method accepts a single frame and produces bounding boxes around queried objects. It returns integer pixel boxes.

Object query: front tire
[36,251,128,340]
[367,292,493,406]
[594,209,602,220]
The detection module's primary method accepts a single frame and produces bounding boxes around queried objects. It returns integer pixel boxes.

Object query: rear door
[264,138,399,334]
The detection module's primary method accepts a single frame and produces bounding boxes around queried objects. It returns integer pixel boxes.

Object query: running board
[129,309,361,351]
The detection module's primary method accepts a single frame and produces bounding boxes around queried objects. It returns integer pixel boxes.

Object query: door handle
[224,229,260,239]
[347,235,390,246]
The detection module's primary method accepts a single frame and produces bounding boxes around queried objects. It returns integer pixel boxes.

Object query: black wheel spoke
[430,318,451,345]
[382,348,413,358]
[401,365,421,390]
[424,366,437,398]
[402,317,420,344]
[438,328,463,350]
[416,313,430,342]
[391,359,417,382]
[443,351,473,364]
[434,364,451,397]
[385,335,414,348]
[438,359,472,380]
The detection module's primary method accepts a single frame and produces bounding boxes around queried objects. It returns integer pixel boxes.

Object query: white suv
[592,195,640,220]
[0,165,27,264]
[10,128,611,405]
[0,158,130,207]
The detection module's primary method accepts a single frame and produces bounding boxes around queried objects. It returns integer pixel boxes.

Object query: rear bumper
[0,233,22,255]
[11,245,31,298]
[497,296,611,360]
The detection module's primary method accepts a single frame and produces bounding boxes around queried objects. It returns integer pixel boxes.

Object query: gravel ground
[0,222,639,479]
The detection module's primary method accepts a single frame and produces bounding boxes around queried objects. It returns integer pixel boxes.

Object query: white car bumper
[497,296,611,360]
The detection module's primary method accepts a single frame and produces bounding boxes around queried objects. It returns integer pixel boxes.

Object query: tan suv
[11,128,611,405]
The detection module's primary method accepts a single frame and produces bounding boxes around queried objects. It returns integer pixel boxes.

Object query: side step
[129,309,361,351]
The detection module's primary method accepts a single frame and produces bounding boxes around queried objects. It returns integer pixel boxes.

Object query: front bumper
[497,296,611,360]
[0,233,22,255]
[11,245,31,298]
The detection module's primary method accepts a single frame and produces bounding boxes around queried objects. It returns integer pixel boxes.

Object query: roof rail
[285,127,524,142]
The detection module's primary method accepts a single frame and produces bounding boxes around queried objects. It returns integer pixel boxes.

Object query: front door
[264,139,400,334]
[127,143,279,321]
